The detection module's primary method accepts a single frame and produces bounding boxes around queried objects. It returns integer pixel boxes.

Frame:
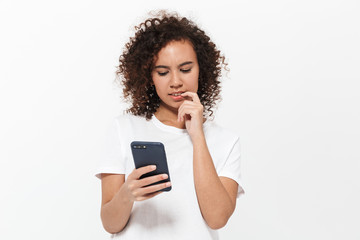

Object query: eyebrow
[154,61,193,70]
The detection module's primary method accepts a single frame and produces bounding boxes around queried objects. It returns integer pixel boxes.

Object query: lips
[169,91,185,96]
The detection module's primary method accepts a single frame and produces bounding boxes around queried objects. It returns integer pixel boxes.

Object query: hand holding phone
[122,165,171,201]
[131,141,172,192]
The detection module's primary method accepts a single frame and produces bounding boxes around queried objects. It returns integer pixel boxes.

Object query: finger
[180,92,201,104]
[177,102,186,122]
[178,105,187,122]
[140,181,172,195]
[178,106,197,122]
[138,174,168,187]
[128,165,156,180]
[178,100,195,112]
[178,101,196,121]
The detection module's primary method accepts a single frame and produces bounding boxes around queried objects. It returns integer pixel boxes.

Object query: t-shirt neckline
[151,114,210,135]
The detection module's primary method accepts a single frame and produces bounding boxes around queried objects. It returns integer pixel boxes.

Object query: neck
[154,103,186,129]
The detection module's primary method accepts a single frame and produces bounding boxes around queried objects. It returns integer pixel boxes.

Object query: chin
[160,100,182,111]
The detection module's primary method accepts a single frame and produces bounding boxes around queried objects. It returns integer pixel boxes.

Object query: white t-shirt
[95,114,245,240]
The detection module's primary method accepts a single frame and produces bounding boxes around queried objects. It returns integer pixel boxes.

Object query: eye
[158,71,169,76]
[181,68,191,73]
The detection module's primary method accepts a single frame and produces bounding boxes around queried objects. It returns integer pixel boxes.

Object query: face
[151,39,199,111]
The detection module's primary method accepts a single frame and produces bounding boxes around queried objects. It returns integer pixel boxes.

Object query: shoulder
[205,120,240,145]
[113,113,149,125]
[112,113,152,136]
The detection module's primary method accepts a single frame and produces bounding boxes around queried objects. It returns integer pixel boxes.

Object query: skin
[100,39,239,233]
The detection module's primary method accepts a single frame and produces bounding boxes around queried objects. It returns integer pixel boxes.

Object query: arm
[178,92,239,229]
[192,133,238,229]
[100,166,171,233]
[100,174,133,233]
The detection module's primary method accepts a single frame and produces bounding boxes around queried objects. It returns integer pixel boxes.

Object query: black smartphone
[130,141,172,191]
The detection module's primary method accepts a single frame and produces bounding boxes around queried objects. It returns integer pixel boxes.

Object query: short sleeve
[218,137,245,198]
[94,118,126,179]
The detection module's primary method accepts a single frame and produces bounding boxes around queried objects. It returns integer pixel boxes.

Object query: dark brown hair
[115,10,228,120]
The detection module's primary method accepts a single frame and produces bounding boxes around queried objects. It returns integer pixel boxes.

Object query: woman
[96,10,245,239]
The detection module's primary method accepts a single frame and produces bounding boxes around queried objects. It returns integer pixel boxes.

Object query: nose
[170,71,183,89]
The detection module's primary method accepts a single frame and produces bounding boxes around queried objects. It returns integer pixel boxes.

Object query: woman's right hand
[122,165,171,201]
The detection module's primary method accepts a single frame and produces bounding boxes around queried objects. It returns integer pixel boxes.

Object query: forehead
[154,39,197,64]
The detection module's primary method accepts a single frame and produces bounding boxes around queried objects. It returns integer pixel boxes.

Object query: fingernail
[163,174,168,179]
[166,182,171,186]
[151,165,156,170]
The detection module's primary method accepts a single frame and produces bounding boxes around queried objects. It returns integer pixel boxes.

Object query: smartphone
[130,141,171,191]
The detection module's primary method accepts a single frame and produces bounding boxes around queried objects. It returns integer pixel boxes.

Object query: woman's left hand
[177,91,204,139]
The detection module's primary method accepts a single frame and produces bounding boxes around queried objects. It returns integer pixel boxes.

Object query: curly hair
[115,10,228,120]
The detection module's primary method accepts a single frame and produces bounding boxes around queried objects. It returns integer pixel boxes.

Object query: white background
[1,0,359,239]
